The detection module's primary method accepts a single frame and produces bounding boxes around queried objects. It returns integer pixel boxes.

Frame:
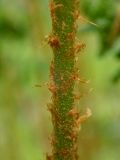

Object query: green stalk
[48,0,80,160]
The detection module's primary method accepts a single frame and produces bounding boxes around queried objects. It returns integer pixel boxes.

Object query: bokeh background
[0,0,120,160]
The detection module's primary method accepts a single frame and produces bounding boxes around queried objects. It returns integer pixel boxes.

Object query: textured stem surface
[48,0,79,160]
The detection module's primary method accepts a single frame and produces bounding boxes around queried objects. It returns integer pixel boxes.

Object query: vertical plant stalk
[47,0,89,160]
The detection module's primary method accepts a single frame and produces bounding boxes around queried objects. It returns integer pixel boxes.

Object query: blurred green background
[0,0,120,160]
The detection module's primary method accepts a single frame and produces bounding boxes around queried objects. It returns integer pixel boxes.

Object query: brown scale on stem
[56,70,80,92]
[73,10,80,20]
[69,130,79,142]
[73,144,79,160]
[49,0,63,23]
[48,102,64,120]
[48,82,57,94]
[74,42,86,54]
[67,32,75,40]
[67,108,80,141]
[71,70,90,84]
[50,0,63,12]
[46,154,53,160]
[54,144,79,160]
[48,35,60,48]
[73,93,81,100]
[47,103,61,127]
[52,73,74,94]
[75,108,92,128]
[49,134,57,146]
[53,70,89,96]
[67,107,79,119]
[67,107,92,139]
[55,148,76,158]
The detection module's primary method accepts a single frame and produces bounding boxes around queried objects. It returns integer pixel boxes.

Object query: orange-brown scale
[75,108,92,128]
[73,144,79,160]
[70,69,89,84]
[58,71,78,93]
[73,10,80,20]
[67,32,75,40]
[51,72,74,95]
[49,134,57,146]
[49,0,63,12]
[53,144,78,160]
[48,35,61,48]
[54,148,74,158]
[46,154,53,160]
[48,82,58,94]
[73,93,83,100]
[69,130,78,142]
[49,0,63,24]
[58,82,73,95]
[47,103,61,126]
[60,123,73,136]
[74,42,86,54]
[67,108,80,119]
[70,71,79,80]
[51,71,83,96]
[73,21,78,31]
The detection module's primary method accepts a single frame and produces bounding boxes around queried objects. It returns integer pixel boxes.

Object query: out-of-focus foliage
[0,0,120,160]
[80,0,120,83]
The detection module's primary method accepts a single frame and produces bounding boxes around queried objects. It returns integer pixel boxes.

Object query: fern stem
[48,0,79,160]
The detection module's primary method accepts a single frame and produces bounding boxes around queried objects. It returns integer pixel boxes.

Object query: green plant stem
[48,0,79,160]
